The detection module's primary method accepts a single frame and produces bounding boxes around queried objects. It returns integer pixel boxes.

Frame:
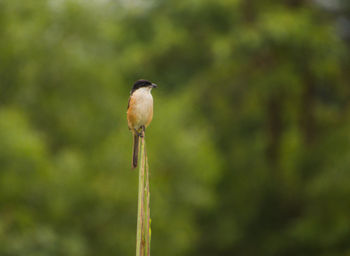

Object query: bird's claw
[139,126,145,137]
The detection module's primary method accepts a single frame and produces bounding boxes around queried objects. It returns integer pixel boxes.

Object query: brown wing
[127,96,138,131]
[127,96,131,110]
[127,89,136,110]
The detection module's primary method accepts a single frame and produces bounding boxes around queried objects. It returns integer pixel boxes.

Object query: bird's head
[131,79,157,94]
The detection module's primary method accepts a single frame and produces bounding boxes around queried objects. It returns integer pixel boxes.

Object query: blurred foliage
[0,0,349,255]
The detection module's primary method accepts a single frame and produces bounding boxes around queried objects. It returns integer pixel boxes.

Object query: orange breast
[145,108,153,127]
[127,91,153,131]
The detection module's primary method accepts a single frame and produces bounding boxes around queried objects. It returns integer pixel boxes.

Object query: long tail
[132,134,139,168]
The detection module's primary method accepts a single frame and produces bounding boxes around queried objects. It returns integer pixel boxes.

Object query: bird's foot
[141,126,146,137]
[135,127,145,138]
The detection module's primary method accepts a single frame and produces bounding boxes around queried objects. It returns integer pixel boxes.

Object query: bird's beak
[151,83,157,88]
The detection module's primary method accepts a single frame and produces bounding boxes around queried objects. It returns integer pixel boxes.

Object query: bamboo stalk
[145,153,151,256]
[136,131,151,256]
[136,135,145,256]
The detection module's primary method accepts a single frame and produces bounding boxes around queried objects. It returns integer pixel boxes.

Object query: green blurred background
[1,0,350,255]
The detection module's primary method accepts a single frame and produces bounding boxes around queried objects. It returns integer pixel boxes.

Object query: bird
[127,79,157,168]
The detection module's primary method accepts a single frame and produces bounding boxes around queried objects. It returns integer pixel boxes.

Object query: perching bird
[127,79,157,168]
